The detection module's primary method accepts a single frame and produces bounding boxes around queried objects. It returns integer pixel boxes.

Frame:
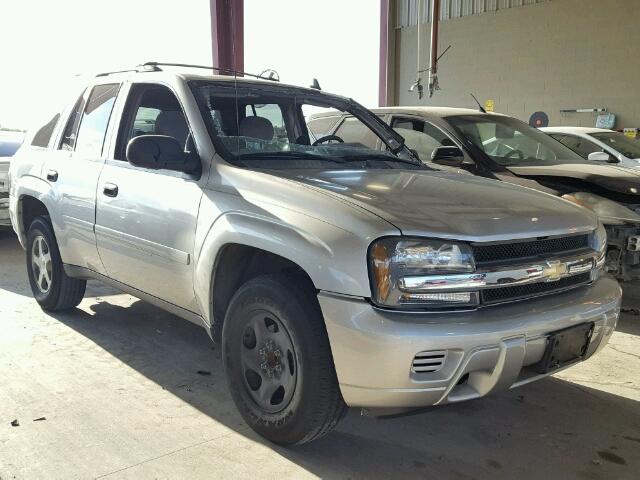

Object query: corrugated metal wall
[396,0,547,27]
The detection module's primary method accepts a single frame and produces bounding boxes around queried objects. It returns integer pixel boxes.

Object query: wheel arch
[193,211,370,340]
[14,176,55,247]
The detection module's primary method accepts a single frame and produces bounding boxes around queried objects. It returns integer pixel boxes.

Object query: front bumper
[319,275,620,408]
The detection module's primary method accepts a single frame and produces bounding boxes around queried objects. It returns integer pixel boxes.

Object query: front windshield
[591,132,640,159]
[193,81,422,170]
[447,115,584,166]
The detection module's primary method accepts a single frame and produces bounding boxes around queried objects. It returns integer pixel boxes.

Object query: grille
[0,192,8,199]
[473,234,590,265]
[481,272,591,305]
[411,350,447,373]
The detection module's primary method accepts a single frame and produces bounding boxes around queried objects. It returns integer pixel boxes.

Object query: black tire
[222,273,347,445]
[26,216,86,311]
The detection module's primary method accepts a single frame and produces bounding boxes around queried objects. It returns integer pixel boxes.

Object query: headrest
[239,116,274,141]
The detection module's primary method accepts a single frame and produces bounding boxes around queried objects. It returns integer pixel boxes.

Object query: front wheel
[222,273,347,445]
[26,216,86,311]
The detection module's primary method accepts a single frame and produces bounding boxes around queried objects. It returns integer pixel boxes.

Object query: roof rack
[142,62,280,81]
[95,62,280,81]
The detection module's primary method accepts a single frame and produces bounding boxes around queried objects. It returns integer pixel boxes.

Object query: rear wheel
[222,273,347,445]
[26,216,86,311]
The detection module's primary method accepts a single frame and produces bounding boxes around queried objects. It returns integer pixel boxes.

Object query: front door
[95,82,203,312]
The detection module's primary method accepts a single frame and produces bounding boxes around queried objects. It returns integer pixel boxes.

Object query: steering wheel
[312,134,344,146]
[504,149,525,161]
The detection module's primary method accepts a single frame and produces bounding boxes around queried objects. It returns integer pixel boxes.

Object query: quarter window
[334,117,379,149]
[59,93,87,151]
[74,84,119,157]
[306,116,340,142]
[31,113,60,148]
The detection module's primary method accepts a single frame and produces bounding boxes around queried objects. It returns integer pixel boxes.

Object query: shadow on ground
[47,295,640,479]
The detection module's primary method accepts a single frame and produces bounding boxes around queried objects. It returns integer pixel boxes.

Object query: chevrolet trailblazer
[9,63,620,445]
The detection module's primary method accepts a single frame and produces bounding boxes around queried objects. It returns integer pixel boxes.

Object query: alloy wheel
[31,235,52,294]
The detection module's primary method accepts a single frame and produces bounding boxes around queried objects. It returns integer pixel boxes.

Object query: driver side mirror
[588,151,618,163]
[431,146,464,167]
[126,135,200,174]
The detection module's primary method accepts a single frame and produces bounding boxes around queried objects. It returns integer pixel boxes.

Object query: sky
[0,0,379,131]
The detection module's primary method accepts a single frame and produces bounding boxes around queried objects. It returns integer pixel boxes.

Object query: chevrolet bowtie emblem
[543,261,568,281]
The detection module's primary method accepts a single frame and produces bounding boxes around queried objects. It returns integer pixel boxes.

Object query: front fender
[193,209,383,326]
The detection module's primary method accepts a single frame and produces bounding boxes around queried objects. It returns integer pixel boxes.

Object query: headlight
[562,192,640,225]
[590,223,607,271]
[368,237,477,309]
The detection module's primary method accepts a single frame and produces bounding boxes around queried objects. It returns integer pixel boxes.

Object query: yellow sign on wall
[624,128,638,139]
[484,99,495,112]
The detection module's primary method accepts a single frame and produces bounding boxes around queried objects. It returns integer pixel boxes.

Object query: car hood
[270,169,597,241]
[507,161,640,197]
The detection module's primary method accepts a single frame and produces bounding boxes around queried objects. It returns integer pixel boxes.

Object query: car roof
[540,126,615,134]
[309,105,505,121]
[91,67,329,97]
[369,106,494,117]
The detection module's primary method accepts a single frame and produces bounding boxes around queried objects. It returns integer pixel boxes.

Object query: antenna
[310,78,321,90]
[470,93,487,113]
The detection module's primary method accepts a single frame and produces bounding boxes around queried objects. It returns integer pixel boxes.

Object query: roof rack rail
[140,62,280,81]
[95,64,159,77]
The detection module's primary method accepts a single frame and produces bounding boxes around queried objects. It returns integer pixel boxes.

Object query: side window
[74,84,120,157]
[307,116,340,142]
[117,83,190,161]
[390,117,456,160]
[59,93,87,151]
[31,113,60,148]
[334,116,378,149]
[553,134,600,159]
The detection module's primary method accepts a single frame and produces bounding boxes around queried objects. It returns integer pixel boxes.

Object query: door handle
[46,170,58,182]
[103,183,119,197]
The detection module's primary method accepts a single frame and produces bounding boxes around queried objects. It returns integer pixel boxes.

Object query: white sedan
[542,126,640,168]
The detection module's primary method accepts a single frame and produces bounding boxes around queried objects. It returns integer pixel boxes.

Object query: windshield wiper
[337,154,425,168]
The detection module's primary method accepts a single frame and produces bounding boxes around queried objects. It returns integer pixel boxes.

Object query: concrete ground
[0,230,639,480]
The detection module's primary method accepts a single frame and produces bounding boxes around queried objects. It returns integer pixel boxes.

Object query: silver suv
[8,64,620,445]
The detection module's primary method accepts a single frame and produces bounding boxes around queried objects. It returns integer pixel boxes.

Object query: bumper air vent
[411,350,447,373]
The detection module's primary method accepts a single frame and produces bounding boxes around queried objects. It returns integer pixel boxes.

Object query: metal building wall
[396,0,548,27]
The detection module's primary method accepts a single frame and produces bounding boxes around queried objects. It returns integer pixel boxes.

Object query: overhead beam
[210,0,244,74]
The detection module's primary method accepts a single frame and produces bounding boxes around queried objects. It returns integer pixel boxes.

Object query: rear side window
[74,84,120,157]
[31,114,60,148]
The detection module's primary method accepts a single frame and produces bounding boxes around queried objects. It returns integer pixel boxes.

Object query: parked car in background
[541,127,640,168]
[0,131,24,227]
[8,65,620,444]
[308,107,640,281]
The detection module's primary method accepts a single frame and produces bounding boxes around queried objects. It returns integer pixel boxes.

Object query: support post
[210,0,244,74]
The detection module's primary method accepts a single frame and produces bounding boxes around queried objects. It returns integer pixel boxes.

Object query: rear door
[45,83,120,274]
[95,82,204,312]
